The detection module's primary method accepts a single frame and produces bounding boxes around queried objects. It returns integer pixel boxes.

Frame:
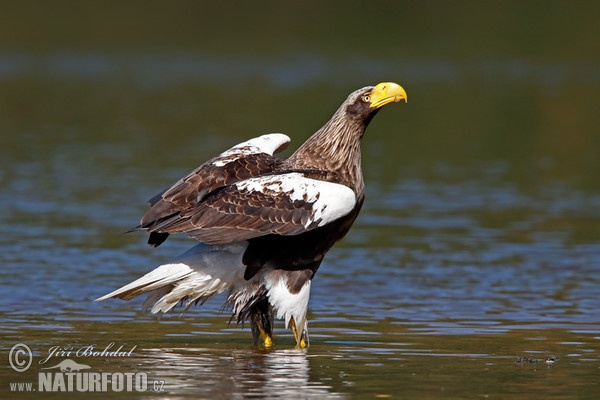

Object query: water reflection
[140,347,345,398]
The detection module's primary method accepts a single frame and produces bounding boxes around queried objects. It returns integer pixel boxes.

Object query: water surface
[2,2,600,398]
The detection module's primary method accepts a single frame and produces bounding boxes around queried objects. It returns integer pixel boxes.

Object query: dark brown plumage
[97,82,407,348]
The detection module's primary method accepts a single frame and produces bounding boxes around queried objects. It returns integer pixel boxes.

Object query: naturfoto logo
[8,343,165,393]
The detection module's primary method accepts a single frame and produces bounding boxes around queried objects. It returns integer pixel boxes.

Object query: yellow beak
[368,82,408,108]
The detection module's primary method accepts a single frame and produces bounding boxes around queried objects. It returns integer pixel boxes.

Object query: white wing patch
[235,173,357,228]
[211,133,290,167]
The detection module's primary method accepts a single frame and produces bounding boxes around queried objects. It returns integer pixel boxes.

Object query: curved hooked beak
[368,82,408,108]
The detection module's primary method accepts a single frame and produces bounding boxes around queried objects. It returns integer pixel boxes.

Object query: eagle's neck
[285,108,367,194]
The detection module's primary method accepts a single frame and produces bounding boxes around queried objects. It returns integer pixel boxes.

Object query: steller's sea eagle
[96,82,407,348]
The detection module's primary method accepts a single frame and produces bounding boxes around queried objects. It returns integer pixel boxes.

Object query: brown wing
[138,153,284,246]
[143,173,358,245]
[136,134,290,246]
[165,183,317,244]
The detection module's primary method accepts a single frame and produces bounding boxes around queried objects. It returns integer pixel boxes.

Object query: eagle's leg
[290,317,309,348]
[249,298,274,348]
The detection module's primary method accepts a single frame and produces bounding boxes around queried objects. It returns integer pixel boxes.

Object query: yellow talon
[290,318,308,348]
[250,310,274,348]
[263,334,273,348]
[256,321,273,348]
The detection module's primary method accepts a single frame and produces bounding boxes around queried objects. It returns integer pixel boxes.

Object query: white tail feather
[97,240,313,335]
[95,263,193,302]
[95,242,249,313]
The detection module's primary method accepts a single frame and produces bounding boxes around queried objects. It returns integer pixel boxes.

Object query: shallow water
[2,2,600,398]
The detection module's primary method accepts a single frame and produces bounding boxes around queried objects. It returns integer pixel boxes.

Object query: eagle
[96,82,407,348]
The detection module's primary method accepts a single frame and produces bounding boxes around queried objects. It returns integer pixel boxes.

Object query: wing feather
[136,134,357,246]
[137,133,290,246]
[161,173,357,245]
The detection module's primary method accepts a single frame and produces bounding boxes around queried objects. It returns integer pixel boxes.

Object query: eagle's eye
[361,94,371,103]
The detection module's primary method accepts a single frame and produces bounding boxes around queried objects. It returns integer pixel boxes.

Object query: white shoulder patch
[235,173,357,228]
[212,133,290,167]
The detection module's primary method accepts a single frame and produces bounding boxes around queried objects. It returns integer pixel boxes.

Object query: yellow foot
[290,318,308,348]
[257,321,273,348]
[263,334,273,348]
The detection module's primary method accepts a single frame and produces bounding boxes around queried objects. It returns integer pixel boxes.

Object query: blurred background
[1,1,599,398]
